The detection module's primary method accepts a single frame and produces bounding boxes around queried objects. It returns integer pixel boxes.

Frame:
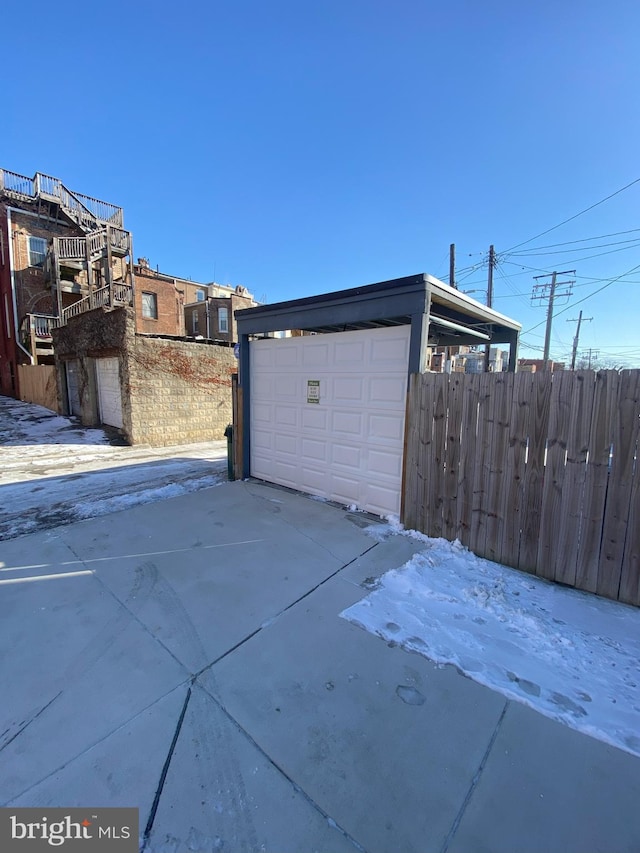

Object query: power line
[503,227,640,253]
[508,237,640,258]
[502,177,640,254]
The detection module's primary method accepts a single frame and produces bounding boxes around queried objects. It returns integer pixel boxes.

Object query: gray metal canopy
[236,273,521,374]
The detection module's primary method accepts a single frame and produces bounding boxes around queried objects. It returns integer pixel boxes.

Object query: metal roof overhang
[235,273,521,348]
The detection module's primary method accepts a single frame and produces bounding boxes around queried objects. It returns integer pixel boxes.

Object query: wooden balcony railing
[1,169,124,229]
[56,227,131,261]
[61,283,133,325]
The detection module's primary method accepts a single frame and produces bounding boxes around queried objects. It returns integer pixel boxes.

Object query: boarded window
[141,291,158,319]
[192,309,199,334]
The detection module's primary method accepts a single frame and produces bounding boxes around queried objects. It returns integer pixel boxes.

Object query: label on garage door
[307,380,320,404]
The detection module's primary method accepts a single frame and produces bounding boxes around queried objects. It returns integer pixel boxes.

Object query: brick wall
[124,334,236,445]
[134,268,185,336]
[10,210,77,319]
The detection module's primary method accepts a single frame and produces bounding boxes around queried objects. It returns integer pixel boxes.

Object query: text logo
[0,808,138,851]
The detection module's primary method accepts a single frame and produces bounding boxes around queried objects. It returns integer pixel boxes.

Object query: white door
[66,360,81,417]
[96,357,123,428]
[250,325,410,516]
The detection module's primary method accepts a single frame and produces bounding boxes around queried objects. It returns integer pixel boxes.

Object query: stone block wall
[123,332,236,445]
[53,306,235,445]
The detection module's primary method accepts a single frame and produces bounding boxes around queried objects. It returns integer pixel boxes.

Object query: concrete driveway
[1,480,639,853]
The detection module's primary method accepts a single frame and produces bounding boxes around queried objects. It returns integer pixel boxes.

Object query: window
[196,290,205,302]
[28,236,47,268]
[192,309,199,334]
[218,306,229,333]
[141,291,158,319]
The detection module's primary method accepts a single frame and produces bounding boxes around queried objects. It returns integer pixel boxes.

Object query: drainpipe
[7,209,35,364]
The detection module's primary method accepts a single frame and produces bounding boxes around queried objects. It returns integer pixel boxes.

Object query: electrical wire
[507,237,640,258]
[502,177,640,254]
[503,227,640,253]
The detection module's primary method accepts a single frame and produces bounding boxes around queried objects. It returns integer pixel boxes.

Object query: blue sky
[5,1,640,365]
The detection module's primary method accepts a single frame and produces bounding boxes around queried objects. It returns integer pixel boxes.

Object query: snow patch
[341,536,640,758]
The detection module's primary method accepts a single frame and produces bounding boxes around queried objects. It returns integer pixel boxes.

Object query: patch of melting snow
[341,530,640,758]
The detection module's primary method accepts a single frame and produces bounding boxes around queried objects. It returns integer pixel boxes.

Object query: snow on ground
[0,396,228,539]
[342,521,640,758]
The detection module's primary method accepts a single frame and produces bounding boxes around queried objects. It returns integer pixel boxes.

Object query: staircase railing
[60,283,133,325]
[0,169,124,229]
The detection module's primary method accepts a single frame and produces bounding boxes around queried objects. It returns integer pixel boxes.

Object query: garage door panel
[370,335,411,365]
[252,402,273,424]
[331,410,363,436]
[301,467,328,492]
[252,377,274,400]
[333,377,365,402]
[301,437,328,462]
[275,434,298,455]
[273,460,298,486]
[335,340,365,364]
[274,346,299,367]
[330,472,362,503]
[365,483,401,516]
[275,406,298,427]
[275,376,299,398]
[368,412,406,441]
[302,343,330,366]
[250,325,409,517]
[367,448,403,478]
[301,408,328,429]
[368,376,407,405]
[252,429,273,451]
[331,443,361,470]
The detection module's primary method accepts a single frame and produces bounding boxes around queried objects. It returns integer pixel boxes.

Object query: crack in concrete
[198,680,368,853]
[196,540,379,679]
[439,700,510,853]
[3,682,191,807]
[142,682,194,850]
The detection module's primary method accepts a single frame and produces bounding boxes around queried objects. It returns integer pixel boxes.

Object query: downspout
[7,209,35,363]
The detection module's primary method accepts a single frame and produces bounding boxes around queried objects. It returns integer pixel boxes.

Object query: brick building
[133,260,186,337]
[185,285,256,343]
[0,169,133,397]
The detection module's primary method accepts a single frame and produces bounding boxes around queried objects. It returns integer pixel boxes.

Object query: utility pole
[567,311,592,370]
[449,243,456,289]
[531,270,575,370]
[487,244,495,307]
[484,245,496,372]
[582,348,599,369]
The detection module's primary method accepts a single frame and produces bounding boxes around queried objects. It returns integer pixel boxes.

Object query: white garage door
[96,357,123,429]
[250,325,410,516]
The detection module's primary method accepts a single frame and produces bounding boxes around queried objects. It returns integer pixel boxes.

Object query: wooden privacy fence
[17,364,59,413]
[402,370,640,606]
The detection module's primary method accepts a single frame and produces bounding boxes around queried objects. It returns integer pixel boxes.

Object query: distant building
[518,359,565,373]
[184,284,257,345]
[0,168,133,397]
